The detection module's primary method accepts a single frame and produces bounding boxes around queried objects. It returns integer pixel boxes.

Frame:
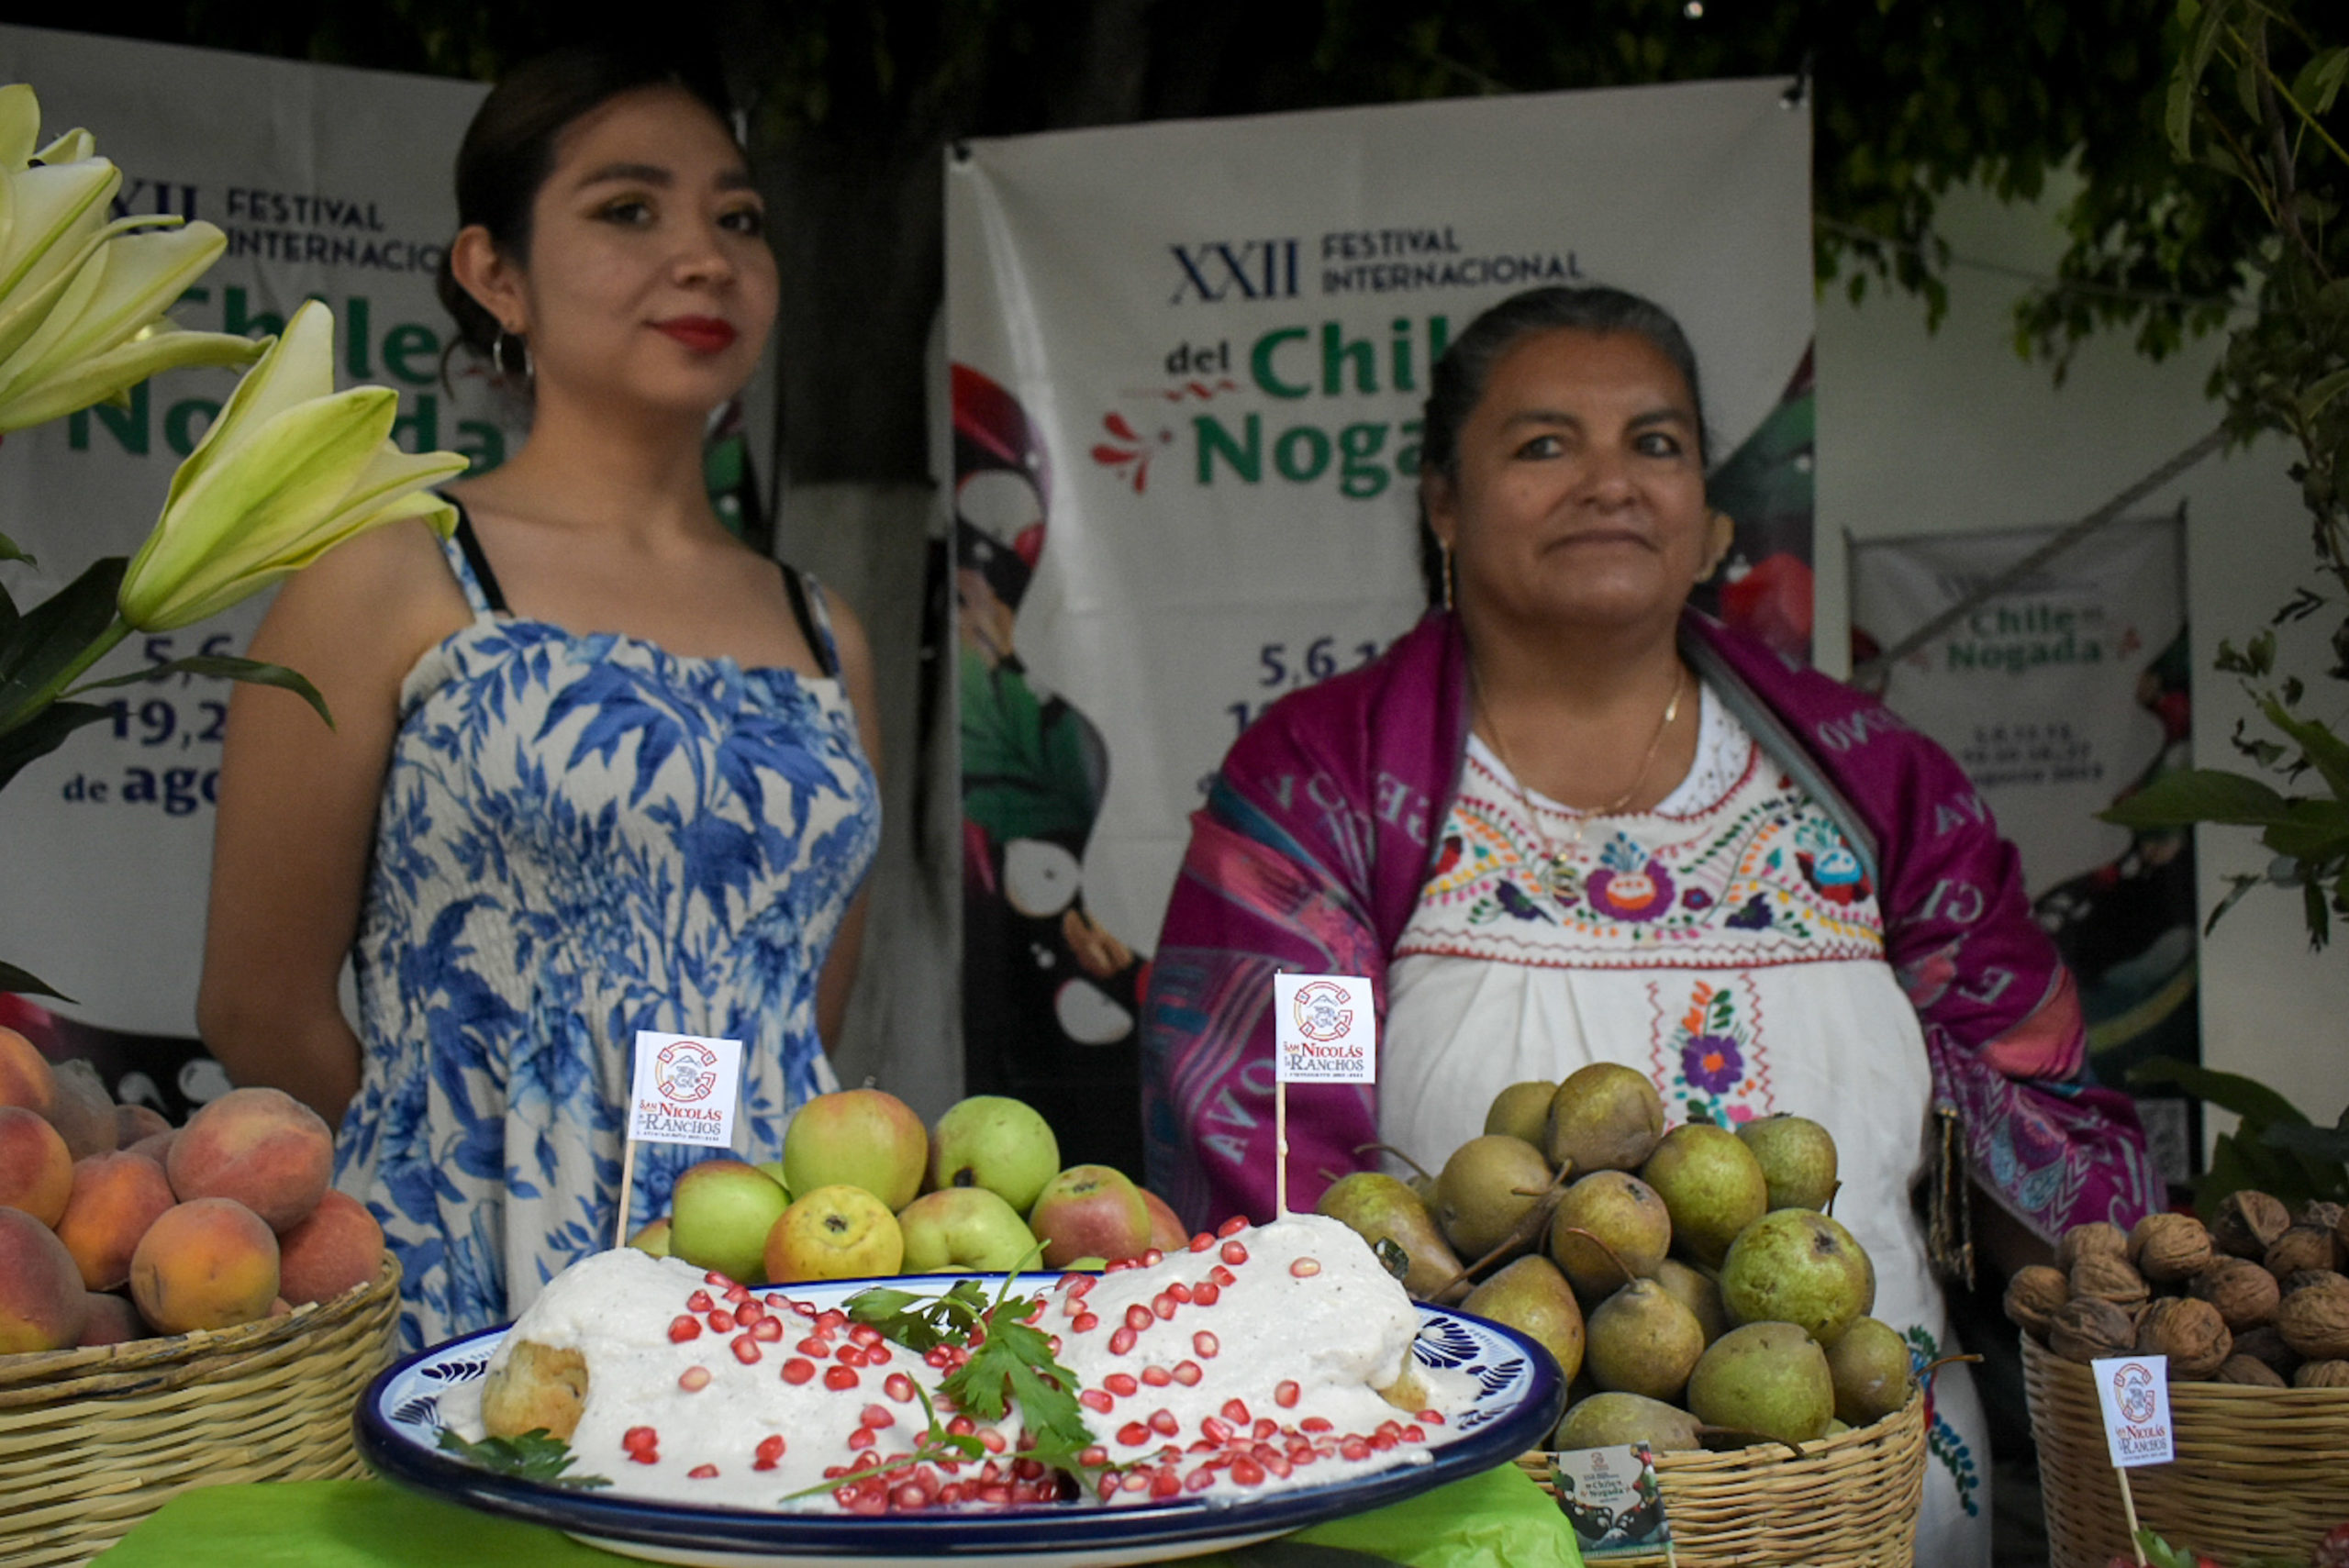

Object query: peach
[125,1129,177,1168]
[129,1197,281,1333]
[116,1104,171,1146]
[77,1292,146,1346]
[167,1086,332,1230]
[0,1104,74,1226]
[0,1206,89,1351]
[46,1059,118,1159]
[0,1026,55,1118]
[56,1151,179,1290]
[275,1189,384,1306]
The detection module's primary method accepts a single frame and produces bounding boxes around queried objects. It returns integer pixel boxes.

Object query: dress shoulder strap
[443,502,509,615]
[781,564,841,679]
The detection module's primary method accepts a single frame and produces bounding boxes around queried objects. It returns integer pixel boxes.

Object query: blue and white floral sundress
[334,517,880,1350]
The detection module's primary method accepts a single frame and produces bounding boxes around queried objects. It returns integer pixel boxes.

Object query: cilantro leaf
[437,1427,612,1490]
[846,1278,989,1352]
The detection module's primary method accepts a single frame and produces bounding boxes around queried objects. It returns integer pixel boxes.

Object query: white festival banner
[0,26,505,1043]
[1274,973,1375,1084]
[627,1030,746,1149]
[946,82,1814,1151]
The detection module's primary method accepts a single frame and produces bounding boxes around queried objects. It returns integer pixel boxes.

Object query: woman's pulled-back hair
[436,45,737,378]
[1417,284,1709,604]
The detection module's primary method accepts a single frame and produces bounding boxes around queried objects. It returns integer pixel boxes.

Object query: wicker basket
[0,1255,401,1568]
[1516,1387,1927,1566]
[2021,1332,2349,1568]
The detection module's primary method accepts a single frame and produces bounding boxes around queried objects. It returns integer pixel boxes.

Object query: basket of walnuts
[2007,1194,2349,1568]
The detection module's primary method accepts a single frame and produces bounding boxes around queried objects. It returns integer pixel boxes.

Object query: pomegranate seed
[707,1310,735,1332]
[862,1405,896,1429]
[686,1290,715,1312]
[851,1453,884,1473]
[623,1426,659,1452]
[1120,1471,1152,1494]
[1168,1282,1194,1303]
[1252,1418,1277,1439]
[1125,1304,1154,1332]
[815,1310,847,1330]
[735,1300,765,1325]
[1221,1399,1252,1425]
[831,1485,859,1507]
[689,1463,718,1479]
[1265,1453,1294,1479]
[824,1365,859,1391]
[1193,1283,1220,1307]
[1149,1408,1180,1436]
[1220,1241,1249,1265]
[1377,1420,1403,1440]
[837,1345,868,1367]
[1301,1417,1333,1433]
[1079,1444,1109,1466]
[940,1483,965,1504]
[703,1271,732,1285]
[1371,1431,1397,1451]
[948,1416,977,1436]
[799,1337,831,1356]
[756,1435,786,1465]
[1174,1361,1203,1385]
[1341,1437,1372,1461]
[849,1324,883,1346]
[1403,1425,1426,1442]
[721,1282,751,1301]
[1193,1331,1219,1358]
[1096,1473,1120,1502]
[1290,1257,1321,1277]
[668,1316,702,1343]
[1109,1327,1138,1355]
[885,1373,916,1403]
[979,1484,1012,1505]
[1073,1312,1099,1332]
[893,1482,927,1509]
[1186,1467,1217,1493]
[1151,1468,1184,1499]
[1218,1216,1248,1237]
[790,1299,817,1317]
[1152,1293,1178,1320]
[1141,1248,1165,1266]
[1081,1388,1114,1413]
[751,1317,784,1342]
[1201,1416,1233,1444]
[1189,1232,1216,1252]
[846,1427,876,1451]
[679,1365,713,1392]
[628,1448,659,1465]
[1069,1275,1095,1296]
[1231,1457,1265,1486]
[1141,1365,1173,1387]
[1104,1259,1133,1273]
[1209,1265,1237,1287]
[1014,1457,1046,1481]
[1117,1421,1151,1446]
[1418,1409,1445,1425]
[782,1357,816,1385]
[1105,1373,1139,1396]
[1275,1380,1300,1408]
[1055,1272,1086,1292]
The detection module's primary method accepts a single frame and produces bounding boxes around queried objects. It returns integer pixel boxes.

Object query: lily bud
[0,83,261,431]
[119,300,467,631]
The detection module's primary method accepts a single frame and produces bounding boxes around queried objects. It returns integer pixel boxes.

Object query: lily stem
[0,615,128,737]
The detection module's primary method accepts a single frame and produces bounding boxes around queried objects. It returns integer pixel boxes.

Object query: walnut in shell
[2231,1324,2299,1377]
[2277,1273,2349,1360]
[2300,1200,2346,1233]
[2210,1191,2292,1260]
[2212,1354,2288,1388]
[2049,1296,2138,1362]
[2130,1213,2215,1282]
[2190,1257,2281,1331]
[2135,1296,2232,1378]
[2057,1221,2130,1272]
[2295,1360,2349,1388]
[2285,1269,2347,1298]
[2071,1253,2151,1306]
[2267,1227,2341,1281]
[2004,1264,2070,1338]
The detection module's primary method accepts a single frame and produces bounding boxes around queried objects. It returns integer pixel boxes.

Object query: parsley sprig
[437,1426,612,1490]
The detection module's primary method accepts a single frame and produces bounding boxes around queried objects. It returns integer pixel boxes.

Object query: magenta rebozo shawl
[1141,608,2162,1245]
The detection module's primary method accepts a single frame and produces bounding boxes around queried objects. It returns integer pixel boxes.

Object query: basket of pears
[2007,1194,2349,1568]
[1319,1064,1927,1568]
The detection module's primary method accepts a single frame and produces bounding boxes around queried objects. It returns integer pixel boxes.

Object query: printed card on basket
[1551,1442,1671,1559]
[2090,1354,2176,1467]
[1274,973,1375,1083]
[628,1031,745,1147]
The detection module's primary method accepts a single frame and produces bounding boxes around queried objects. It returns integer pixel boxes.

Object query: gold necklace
[1474,663,1687,896]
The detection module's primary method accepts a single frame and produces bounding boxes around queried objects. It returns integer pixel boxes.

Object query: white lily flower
[118,301,467,631]
[0,83,261,432]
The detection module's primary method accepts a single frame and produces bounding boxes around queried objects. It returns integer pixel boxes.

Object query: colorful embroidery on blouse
[1649,976,1776,1127]
[1907,1325,1982,1518]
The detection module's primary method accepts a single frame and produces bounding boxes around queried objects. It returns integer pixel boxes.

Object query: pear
[1736,1115,1840,1213]
[1719,1208,1876,1344]
[1583,1279,1705,1403]
[1485,1080,1557,1147]
[1553,1391,1704,1453]
[1433,1134,1554,1260]
[1548,1171,1671,1299]
[1317,1172,1465,1300]
[1640,1123,1768,1268]
[1825,1316,1914,1427]
[1653,1257,1729,1345]
[1546,1062,1665,1173]
[1686,1321,1834,1446]
[1464,1255,1586,1383]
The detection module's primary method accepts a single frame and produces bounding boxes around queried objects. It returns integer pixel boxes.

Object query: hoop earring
[491,328,532,385]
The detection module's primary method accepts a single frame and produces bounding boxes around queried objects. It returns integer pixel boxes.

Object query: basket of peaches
[0,1027,397,1568]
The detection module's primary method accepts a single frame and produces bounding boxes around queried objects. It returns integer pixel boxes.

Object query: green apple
[755,1160,793,1201]
[763,1184,905,1283]
[782,1089,928,1212]
[1027,1164,1152,1269]
[927,1095,1061,1214]
[669,1160,790,1284]
[896,1187,1037,1273]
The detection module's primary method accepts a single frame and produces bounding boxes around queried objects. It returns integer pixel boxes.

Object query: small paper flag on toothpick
[614,1030,746,1248]
[1270,974,1375,1217]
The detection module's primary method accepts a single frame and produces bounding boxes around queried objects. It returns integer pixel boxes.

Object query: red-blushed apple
[1141,1187,1187,1251]
[1027,1164,1152,1269]
[897,1187,1038,1273]
[628,1218,673,1257]
[926,1095,1060,1214]
[668,1160,789,1284]
[763,1184,904,1283]
[781,1089,927,1212]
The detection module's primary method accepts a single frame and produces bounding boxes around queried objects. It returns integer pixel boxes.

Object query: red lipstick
[654,317,739,353]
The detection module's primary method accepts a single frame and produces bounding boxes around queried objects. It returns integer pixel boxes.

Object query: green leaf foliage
[0,700,116,793]
[2130,1054,2311,1126]
[69,655,332,728]
[435,1427,611,1490]
[0,557,124,733]
[2098,768,2291,828]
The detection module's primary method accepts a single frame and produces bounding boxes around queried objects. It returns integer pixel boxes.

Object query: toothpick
[1275,1080,1290,1218]
[2118,1469,2146,1565]
[613,1137,641,1251]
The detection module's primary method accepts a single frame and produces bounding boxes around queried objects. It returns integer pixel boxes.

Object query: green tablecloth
[94,1466,1583,1568]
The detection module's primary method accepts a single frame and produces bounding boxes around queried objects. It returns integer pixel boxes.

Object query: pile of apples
[0,1028,385,1354]
[636,1089,1186,1285]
